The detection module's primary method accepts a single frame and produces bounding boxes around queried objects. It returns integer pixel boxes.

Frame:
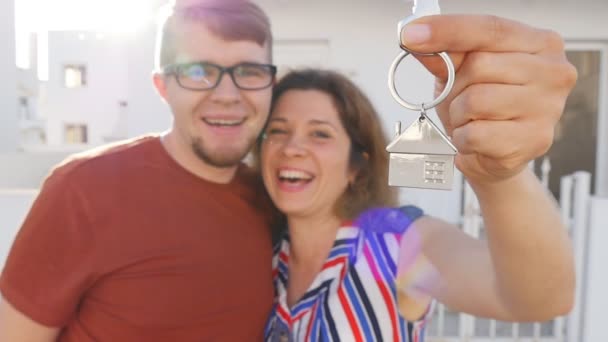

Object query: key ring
[388,49,455,111]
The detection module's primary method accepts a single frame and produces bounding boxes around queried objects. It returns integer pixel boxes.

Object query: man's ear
[152,73,169,100]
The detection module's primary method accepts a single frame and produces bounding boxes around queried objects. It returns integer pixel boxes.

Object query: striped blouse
[265,206,431,342]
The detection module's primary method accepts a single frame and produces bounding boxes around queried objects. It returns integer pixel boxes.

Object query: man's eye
[237,67,265,77]
[184,65,206,79]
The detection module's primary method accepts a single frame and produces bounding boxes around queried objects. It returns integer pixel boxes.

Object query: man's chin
[193,147,249,168]
[206,157,244,168]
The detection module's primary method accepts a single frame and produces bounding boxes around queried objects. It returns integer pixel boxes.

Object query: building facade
[0,0,18,153]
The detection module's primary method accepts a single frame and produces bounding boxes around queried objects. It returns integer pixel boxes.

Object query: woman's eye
[266,128,287,135]
[312,131,330,139]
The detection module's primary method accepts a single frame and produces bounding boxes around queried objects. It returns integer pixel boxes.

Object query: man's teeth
[204,118,244,126]
[279,170,313,181]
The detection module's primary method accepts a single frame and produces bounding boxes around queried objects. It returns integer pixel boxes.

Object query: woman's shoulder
[355,205,425,237]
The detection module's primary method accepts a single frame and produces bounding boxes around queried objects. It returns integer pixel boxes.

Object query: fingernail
[402,24,431,46]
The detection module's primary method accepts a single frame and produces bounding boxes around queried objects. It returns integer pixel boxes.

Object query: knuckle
[464,52,492,79]
[560,61,579,89]
[545,58,578,90]
[542,29,566,51]
[547,98,567,121]
[461,123,482,148]
[461,85,487,117]
[457,89,476,114]
[488,15,506,45]
[501,157,523,172]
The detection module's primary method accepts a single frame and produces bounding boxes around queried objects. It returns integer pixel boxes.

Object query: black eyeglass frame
[162,61,278,91]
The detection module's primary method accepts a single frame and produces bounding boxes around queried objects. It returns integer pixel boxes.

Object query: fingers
[433,51,575,134]
[451,119,554,161]
[402,15,569,80]
[447,84,552,131]
[401,15,564,54]
[452,51,534,87]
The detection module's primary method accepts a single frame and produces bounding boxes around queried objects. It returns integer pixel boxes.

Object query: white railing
[427,169,592,342]
[582,197,608,342]
[561,172,592,342]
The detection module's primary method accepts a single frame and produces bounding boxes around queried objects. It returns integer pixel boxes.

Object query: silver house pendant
[386,0,457,190]
[386,115,457,190]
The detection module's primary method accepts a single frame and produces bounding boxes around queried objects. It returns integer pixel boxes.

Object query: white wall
[0,0,18,152]
[124,0,172,139]
[125,23,172,138]
[0,191,37,269]
[0,151,73,189]
[42,31,130,147]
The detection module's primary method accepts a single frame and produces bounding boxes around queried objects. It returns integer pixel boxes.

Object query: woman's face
[261,89,355,219]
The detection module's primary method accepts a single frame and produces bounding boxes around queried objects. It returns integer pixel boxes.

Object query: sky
[14,0,161,73]
[15,0,157,33]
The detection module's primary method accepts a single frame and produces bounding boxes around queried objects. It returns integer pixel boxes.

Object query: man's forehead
[170,0,221,8]
[172,20,270,59]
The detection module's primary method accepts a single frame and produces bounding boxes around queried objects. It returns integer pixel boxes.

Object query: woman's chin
[276,205,306,218]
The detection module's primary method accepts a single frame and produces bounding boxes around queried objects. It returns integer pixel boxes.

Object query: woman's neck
[287,213,342,264]
[285,213,343,308]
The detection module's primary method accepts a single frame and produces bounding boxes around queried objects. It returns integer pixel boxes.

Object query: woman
[259,69,574,341]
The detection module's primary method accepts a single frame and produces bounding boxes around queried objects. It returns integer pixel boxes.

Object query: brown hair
[259,69,398,220]
[155,0,273,70]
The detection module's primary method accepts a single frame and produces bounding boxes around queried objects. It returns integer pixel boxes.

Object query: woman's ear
[348,151,369,184]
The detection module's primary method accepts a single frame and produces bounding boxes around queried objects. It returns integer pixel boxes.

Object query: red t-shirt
[0,136,274,341]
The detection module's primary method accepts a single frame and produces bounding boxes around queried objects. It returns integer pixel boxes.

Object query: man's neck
[160,131,238,184]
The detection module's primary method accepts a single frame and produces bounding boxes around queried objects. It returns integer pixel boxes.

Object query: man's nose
[210,72,240,103]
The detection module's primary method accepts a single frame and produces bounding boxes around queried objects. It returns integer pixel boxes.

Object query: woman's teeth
[279,170,313,183]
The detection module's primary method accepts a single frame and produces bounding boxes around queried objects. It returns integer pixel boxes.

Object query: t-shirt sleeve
[0,170,98,327]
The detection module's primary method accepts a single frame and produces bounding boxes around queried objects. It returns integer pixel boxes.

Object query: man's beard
[191,136,254,168]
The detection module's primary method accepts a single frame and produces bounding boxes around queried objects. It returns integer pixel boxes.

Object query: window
[18,97,31,120]
[64,65,87,88]
[534,45,607,197]
[64,124,88,144]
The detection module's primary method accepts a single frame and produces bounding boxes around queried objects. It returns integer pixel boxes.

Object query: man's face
[155,21,272,168]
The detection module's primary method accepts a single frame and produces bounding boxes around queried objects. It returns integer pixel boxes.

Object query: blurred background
[0,0,607,341]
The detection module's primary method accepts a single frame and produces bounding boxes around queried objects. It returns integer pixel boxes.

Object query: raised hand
[401,15,577,184]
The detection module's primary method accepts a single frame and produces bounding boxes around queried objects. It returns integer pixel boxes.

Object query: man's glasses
[162,62,277,91]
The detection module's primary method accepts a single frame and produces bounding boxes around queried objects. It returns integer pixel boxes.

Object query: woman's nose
[281,134,307,157]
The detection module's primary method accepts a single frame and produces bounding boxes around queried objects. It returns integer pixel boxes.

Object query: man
[0,0,577,341]
[1,1,276,341]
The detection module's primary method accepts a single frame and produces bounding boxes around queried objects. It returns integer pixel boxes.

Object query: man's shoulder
[49,135,161,182]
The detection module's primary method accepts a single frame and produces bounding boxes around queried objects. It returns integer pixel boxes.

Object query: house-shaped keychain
[386,116,457,190]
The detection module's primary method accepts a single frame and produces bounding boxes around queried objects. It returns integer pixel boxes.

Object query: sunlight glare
[17,0,154,33]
